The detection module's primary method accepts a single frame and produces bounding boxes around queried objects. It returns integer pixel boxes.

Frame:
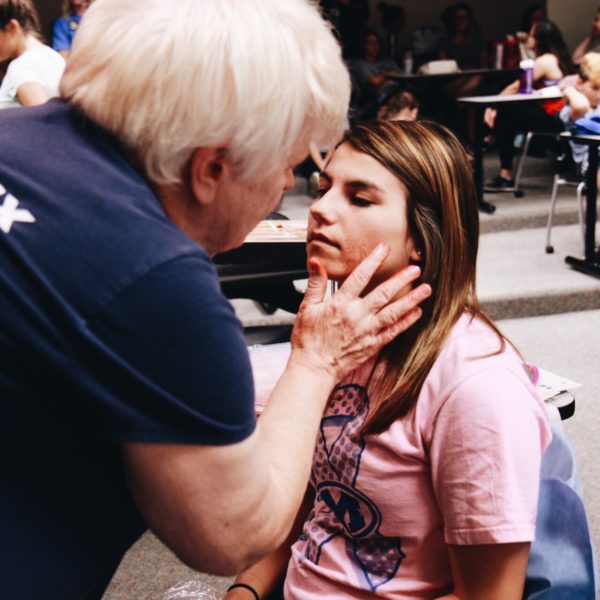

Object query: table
[390,67,519,84]
[458,88,564,213]
[214,220,308,313]
[386,68,520,144]
[559,132,600,278]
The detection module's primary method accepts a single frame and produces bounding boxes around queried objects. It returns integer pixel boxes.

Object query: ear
[408,239,422,264]
[4,19,20,34]
[406,235,423,266]
[188,146,230,207]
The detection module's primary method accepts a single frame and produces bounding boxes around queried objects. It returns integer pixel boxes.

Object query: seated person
[484,20,574,189]
[559,52,600,180]
[516,4,547,60]
[439,2,488,70]
[348,30,401,123]
[572,6,600,65]
[377,88,419,121]
[0,0,65,109]
[224,120,551,600]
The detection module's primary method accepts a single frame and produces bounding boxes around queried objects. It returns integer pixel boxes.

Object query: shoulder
[7,45,64,73]
[422,314,515,396]
[418,314,548,434]
[534,52,559,75]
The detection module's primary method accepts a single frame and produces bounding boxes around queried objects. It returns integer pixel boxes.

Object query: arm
[125,250,431,575]
[572,35,593,65]
[562,86,591,120]
[429,358,550,600]
[224,487,316,599]
[16,82,51,107]
[436,542,530,600]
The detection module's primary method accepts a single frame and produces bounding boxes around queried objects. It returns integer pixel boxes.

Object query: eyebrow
[319,171,385,193]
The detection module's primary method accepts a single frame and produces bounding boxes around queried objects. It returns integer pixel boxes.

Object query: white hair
[60,0,350,185]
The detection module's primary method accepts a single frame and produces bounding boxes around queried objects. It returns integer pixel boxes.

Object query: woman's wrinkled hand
[290,243,431,383]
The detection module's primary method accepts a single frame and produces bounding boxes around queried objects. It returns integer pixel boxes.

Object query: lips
[308,231,339,247]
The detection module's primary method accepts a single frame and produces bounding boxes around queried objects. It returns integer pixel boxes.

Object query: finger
[363,265,425,312]
[377,306,423,345]
[371,283,432,329]
[300,258,328,306]
[337,243,390,298]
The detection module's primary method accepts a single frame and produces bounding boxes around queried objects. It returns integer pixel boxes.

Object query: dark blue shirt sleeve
[82,253,257,445]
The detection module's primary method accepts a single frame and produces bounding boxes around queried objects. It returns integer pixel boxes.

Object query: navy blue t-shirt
[0,100,256,599]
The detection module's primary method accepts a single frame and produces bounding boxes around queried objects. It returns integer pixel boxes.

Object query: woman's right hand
[290,243,431,384]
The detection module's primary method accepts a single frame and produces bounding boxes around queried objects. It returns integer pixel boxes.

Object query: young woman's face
[307,143,419,292]
[0,21,19,62]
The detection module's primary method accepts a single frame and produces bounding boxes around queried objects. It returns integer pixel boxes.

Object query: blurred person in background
[349,29,401,122]
[439,2,488,70]
[572,5,600,65]
[377,88,419,120]
[559,52,600,179]
[485,20,574,189]
[0,0,64,108]
[52,0,90,57]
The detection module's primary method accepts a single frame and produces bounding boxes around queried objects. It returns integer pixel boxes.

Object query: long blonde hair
[344,121,505,434]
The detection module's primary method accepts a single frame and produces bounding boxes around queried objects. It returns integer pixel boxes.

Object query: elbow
[168,513,290,576]
[176,544,250,576]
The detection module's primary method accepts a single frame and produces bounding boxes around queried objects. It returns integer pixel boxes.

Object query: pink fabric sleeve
[429,366,551,545]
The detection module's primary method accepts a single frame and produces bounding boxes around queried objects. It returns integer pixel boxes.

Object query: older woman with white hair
[0,0,430,598]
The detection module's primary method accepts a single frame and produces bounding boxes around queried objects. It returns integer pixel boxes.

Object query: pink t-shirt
[284,313,552,599]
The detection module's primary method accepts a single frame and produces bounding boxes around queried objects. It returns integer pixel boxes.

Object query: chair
[512,130,558,198]
[544,140,586,254]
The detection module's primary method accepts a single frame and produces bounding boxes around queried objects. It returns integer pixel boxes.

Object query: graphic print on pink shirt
[301,382,405,592]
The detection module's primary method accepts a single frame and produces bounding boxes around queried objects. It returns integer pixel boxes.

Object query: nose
[309,189,337,224]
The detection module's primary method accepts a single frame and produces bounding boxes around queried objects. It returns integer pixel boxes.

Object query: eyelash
[313,189,372,207]
[351,197,372,207]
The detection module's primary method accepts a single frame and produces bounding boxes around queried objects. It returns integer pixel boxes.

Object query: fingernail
[374,243,388,258]
[408,265,421,277]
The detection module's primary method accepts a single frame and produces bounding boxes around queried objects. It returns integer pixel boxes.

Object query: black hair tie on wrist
[227,582,260,600]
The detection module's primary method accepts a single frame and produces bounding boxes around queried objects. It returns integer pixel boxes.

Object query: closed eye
[351,196,372,207]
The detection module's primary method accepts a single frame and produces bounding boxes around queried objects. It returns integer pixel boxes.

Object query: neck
[21,33,41,54]
[153,181,215,253]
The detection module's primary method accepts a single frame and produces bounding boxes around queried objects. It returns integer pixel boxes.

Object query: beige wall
[369,0,596,55]
[33,0,63,43]
[33,0,596,57]
[368,0,538,50]
[547,0,596,53]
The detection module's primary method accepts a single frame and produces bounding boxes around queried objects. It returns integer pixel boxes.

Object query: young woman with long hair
[484,19,574,189]
[226,120,551,600]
